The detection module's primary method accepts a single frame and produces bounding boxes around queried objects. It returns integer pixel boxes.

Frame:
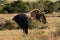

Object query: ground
[0,12,60,40]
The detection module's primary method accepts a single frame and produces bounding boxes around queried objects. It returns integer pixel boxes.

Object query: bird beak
[31,17,34,20]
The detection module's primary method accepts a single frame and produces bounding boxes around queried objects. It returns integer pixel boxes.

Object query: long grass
[0,12,60,40]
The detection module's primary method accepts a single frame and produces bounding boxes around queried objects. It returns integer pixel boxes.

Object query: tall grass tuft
[4,20,19,30]
[28,19,47,29]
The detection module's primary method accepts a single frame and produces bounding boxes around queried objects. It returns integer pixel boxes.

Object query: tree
[44,1,54,13]
[54,1,60,12]
[0,0,7,13]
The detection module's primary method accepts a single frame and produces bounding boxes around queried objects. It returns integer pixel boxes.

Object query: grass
[0,12,60,40]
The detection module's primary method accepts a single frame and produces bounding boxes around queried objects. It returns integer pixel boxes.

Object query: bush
[1,0,58,13]
[54,1,60,12]
[2,0,46,13]
[0,23,5,30]
[44,1,54,14]
[28,19,47,29]
[2,1,33,13]
[4,20,19,30]
[0,21,6,30]
[1,0,60,14]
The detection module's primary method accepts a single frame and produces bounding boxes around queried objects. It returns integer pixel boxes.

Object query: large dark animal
[12,9,47,34]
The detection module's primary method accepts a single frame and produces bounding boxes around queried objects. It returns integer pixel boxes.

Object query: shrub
[4,20,19,30]
[44,1,54,14]
[2,0,58,13]
[54,1,60,12]
[0,21,6,30]
[0,23,5,30]
[28,19,47,29]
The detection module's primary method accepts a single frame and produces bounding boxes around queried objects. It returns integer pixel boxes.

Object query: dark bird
[12,13,28,34]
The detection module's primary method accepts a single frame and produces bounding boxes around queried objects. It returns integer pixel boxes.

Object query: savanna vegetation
[0,0,60,40]
[0,13,60,40]
[0,0,60,13]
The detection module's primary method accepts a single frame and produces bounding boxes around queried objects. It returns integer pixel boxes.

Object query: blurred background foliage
[0,0,60,14]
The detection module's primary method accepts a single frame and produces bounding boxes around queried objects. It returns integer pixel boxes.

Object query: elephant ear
[39,14,47,24]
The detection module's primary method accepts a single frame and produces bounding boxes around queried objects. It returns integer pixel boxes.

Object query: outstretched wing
[39,14,46,24]
[30,9,47,24]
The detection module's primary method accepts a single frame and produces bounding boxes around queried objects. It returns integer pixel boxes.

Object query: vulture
[12,9,47,34]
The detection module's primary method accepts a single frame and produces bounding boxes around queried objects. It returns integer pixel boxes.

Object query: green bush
[44,1,54,14]
[28,19,47,29]
[0,23,5,30]
[2,1,33,13]
[4,20,19,30]
[1,0,60,13]
[2,0,45,13]
[54,1,60,12]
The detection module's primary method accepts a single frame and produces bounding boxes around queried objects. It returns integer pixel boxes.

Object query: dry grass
[0,12,60,40]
